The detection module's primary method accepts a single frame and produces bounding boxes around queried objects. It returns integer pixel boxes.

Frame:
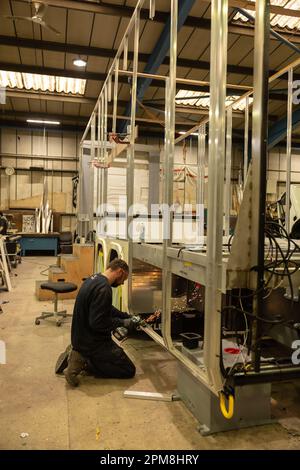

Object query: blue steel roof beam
[119,0,197,133]
[268,107,300,149]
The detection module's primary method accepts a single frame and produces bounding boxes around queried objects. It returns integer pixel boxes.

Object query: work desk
[17,232,60,256]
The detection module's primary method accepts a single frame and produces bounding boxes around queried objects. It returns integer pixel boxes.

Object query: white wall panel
[16,130,31,155]
[0,174,8,208]
[52,175,62,194]
[1,157,17,168]
[31,171,44,196]
[63,135,77,157]
[32,132,47,156]
[16,173,31,200]
[52,161,62,171]
[48,133,62,157]
[1,129,17,154]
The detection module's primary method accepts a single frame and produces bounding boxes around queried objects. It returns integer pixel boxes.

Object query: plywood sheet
[10,192,67,212]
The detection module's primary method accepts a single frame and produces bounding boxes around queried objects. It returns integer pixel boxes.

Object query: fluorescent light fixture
[26,119,60,125]
[73,58,87,67]
[0,71,86,95]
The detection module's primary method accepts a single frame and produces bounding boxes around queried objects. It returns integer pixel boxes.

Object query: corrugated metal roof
[0,0,298,134]
[175,90,253,111]
[233,0,300,31]
[0,71,86,94]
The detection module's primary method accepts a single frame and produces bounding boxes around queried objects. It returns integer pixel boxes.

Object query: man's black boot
[64,349,86,387]
[55,344,72,375]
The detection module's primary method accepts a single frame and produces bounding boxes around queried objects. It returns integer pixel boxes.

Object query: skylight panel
[233,0,300,31]
[0,71,86,95]
[175,90,253,111]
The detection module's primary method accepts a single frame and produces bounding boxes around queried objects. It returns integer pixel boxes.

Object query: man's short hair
[107,258,129,272]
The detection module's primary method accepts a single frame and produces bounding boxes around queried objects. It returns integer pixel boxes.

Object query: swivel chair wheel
[35,319,40,325]
[56,321,62,327]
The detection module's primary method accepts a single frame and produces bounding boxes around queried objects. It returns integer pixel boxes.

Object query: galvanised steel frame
[79,0,300,399]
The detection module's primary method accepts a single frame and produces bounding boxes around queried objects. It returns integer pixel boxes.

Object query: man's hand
[113,326,128,341]
[122,315,141,331]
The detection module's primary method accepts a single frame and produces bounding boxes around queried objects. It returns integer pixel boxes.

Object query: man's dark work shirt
[71,274,128,354]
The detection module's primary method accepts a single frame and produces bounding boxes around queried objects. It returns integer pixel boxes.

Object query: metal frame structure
[79,0,300,433]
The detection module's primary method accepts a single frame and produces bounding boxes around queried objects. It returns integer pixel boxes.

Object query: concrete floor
[0,256,300,450]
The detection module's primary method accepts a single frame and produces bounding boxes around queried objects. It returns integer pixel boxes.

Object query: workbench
[18,232,59,256]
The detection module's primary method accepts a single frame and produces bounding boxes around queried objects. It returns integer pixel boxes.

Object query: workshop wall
[267,148,300,201]
[0,128,79,230]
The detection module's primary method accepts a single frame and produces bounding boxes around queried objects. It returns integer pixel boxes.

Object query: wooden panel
[36,244,94,300]
[10,192,67,212]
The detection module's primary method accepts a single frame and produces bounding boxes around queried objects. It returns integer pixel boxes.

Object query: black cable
[221,305,292,326]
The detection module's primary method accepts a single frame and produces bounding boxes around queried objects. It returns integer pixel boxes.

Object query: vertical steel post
[100,93,104,216]
[203,0,228,392]
[149,0,155,19]
[101,94,105,162]
[197,124,206,243]
[161,0,178,349]
[97,99,101,162]
[96,102,101,224]
[90,113,96,232]
[104,85,108,161]
[96,102,100,223]
[251,0,270,372]
[197,124,206,207]
[91,112,96,163]
[285,68,293,234]
[112,58,119,133]
[108,75,112,103]
[243,96,249,188]
[127,8,140,311]
[77,145,83,238]
[225,107,232,237]
[123,37,128,71]
[103,85,108,214]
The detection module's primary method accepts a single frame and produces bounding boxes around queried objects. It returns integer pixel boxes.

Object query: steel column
[203,0,228,394]
[112,58,119,134]
[251,0,270,372]
[103,85,108,214]
[225,107,232,237]
[285,68,293,234]
[197,124,206,242]
[123,37,128,71]
[90,114,96,231]
[243,96,249,188]
[127,9,140,311]
[161,0,178,350]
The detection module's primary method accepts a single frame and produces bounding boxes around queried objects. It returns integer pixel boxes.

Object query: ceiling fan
[5,2,61,35]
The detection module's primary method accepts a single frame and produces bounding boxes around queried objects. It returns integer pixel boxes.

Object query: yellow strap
[219,392,234,419]
[98,251,104,273]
